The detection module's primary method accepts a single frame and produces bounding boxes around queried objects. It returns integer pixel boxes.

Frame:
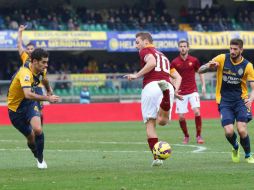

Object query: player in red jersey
[125,32,182,166]
[171,39,206,144]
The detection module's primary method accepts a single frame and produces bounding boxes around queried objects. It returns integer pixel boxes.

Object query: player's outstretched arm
[17,25,27,55]
[124,54,156,80]
[42,78,53,96]
[198,61,218,74]
[23,88,59,103]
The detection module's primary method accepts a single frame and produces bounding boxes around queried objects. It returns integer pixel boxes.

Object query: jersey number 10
[154,53,170,73]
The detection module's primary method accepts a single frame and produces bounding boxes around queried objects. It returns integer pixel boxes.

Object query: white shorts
[175,92,200,114]
[141,81,174,123]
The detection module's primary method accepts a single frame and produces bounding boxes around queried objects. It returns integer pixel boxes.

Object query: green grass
[1,119,254,190]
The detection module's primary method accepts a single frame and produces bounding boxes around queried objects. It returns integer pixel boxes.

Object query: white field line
[0,139,212,153]
[0,148,229,154]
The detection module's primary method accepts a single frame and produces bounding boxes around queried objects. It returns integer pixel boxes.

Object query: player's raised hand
[18,25,27,32]
[123,74,138,81]
[48,95,60,103]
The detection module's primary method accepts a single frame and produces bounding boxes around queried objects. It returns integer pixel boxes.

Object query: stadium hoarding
[0,31,107,50]
[188,31,254,49]
[1,31,254,51]
[107,31,188,52]
[0,101,220,125]
[0,31,16,49]
[70,74,107,86]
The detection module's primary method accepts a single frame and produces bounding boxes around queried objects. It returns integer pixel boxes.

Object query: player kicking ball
[125,32,182,166]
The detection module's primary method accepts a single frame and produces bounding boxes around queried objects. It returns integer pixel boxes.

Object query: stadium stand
[0,0,253,31]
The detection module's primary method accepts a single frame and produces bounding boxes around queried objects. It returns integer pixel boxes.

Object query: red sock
[147,138,158,151]
[179,119,189,137]
[160,89,170,111]
[195,115,202,137]
[148,138,158,160]
[162,89,169,102]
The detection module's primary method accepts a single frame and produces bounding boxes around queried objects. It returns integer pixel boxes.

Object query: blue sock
[226,132,238,150]
[35,132,44,163]
[240,135,251,158]
[41,114,44,127]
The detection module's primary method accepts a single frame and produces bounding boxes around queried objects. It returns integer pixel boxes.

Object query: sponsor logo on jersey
[24,75,30,82]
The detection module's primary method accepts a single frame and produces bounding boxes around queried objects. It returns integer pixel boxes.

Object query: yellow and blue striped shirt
[213,53,254,104]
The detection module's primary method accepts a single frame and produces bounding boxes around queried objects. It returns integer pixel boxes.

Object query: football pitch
[0,119,254,190]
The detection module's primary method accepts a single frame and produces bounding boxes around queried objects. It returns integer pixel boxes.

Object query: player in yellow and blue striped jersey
[198,38,254,163]
[17,25,53,125]
[8,48,60,169]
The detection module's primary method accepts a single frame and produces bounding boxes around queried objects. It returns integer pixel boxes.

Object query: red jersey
[139,46,171,88]
[171,55,200,95]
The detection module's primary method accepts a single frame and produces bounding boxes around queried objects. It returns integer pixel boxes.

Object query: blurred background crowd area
[0,51,141,80]
[0,0,253,80]
[0,0,253,32]
[0,0,254,101]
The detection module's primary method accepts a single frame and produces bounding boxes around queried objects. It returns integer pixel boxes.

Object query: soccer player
[17,25,53,125]
[198,38,254,163]
[7,48,60,169]
[171,39,206,144]
[125,32,182,166]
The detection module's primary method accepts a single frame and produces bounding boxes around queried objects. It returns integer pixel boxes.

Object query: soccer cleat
[183,136,189,144]
[37,159,47,169]
[231,147,240,163]
[196,136,204,144]
[245,156,254,164]
[158,80,169,92]
[151,159,163,167]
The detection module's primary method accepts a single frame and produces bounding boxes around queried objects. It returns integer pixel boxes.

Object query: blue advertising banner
[0,31,107,50]
[1,31,254,51]
[0,31,17,49]
[107,31,188,52]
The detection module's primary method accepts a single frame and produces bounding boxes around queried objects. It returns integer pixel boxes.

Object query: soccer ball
[152,141,172,160]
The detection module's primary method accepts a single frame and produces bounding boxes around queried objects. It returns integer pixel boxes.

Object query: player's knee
[193,110,200,116]
[33,127,43,136]
[237,127,247,137]
[158,120,167,126]
[157,117,168,126]
[224,126,234,135]
[194,111,200,116]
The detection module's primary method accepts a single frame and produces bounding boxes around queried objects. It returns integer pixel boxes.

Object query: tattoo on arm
[198,65,209,74]
[198,64,217,73]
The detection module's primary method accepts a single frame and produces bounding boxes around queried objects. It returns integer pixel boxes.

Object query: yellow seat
[178,23,192,31]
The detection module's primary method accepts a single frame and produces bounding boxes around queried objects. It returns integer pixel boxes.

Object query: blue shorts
[8,102,41,137]
[218,99,252,127]
[34,86,43,110]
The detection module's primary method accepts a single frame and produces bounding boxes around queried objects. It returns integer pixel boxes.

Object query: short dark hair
[26,42,35,48]
[178,39,189,47]
[136,32,153,43]
[31,48,49,61]
[230,38,243,48]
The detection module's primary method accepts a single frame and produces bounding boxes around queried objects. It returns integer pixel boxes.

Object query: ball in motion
[152,141,172,160]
